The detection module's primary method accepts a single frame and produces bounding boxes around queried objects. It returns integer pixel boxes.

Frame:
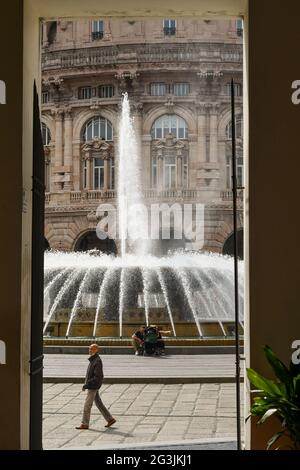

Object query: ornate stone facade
[42,18,243,254]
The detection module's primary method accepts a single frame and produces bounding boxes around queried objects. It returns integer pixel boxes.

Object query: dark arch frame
[74,230,117,255]
[222,228,244,260]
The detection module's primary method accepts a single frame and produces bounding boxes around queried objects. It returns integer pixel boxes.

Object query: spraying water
[118,93,149,256]
[44,94,244,338]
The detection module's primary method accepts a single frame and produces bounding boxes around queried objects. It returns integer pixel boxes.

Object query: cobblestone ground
[43,383,244,449]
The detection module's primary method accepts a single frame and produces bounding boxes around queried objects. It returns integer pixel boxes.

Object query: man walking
[76,344,116,430]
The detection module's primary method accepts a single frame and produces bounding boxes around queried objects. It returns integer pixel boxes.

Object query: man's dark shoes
[75,424,89,430]
[105,418,116,428]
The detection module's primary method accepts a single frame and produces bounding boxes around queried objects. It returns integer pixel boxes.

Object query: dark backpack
[144,327,158,343]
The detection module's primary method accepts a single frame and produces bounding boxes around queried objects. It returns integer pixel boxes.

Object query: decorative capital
[42,76,64,89]
[81,139,114,158]
[90,99,100,111]
[197,70,223,80]
[51,107,64,119]
[114,70,140,81]
[164,98,174,113]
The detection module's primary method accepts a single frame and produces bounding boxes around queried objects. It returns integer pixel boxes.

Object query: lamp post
[231,78,242,451]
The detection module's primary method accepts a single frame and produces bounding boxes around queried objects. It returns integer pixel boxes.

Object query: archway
[222,229,244,259]
[149,228,187,256]
[44,238,50,251]
[74,230,117,255]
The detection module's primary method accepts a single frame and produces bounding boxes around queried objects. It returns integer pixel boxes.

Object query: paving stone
[42,382,244,449]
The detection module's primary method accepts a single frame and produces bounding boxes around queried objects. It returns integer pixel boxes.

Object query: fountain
[44,94,244,339]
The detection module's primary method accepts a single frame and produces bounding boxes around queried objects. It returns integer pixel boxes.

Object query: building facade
[41,18,243,255]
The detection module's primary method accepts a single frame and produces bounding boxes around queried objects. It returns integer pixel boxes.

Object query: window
[93,158,105,189]
[151,114,188,139]
[78,86,92,100]
[92,20,104,40]
[226,115,243,140]
[150,83,167,96]
[42,91,49,104]
[236,19,243,37]
[226,153,243,188]
[183,155,188,187]
[173,83,190,96]
[164,156,176,188]
[82,116,113,141]
[164,19,176,36]
[47,21,57,45]
[99,85,114,98]
[225,82,242,97]
[42,123,51,146]
[152,156,157,188]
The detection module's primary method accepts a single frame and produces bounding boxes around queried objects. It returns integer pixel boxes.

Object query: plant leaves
[267,431,284,450]
[264,345,291,388]
[258,408,278,424]
[247,368,282,397]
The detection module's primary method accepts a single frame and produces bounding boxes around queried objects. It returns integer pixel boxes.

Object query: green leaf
[258,408,278,424]
[247,368,282,397]
[267,431,284,450]
[264,345,290,388]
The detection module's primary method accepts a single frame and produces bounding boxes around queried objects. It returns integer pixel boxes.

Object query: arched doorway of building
[149,228,187,256]
[74,230,117,255]
[222,228,244,259]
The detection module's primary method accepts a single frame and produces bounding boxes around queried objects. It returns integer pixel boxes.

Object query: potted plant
[246,345,300,450]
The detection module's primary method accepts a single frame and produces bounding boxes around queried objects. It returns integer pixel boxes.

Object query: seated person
[143,325,160,355]
[144,325,171,355]
[131,325,145,355]
[156,326,172,354]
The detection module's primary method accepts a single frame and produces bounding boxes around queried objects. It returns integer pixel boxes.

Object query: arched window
[226,114,243,140]
[226,151,243,189]
[42,123,51,146]
[151,114,188,139]
[82,116,113,141]
[151,115,189,189]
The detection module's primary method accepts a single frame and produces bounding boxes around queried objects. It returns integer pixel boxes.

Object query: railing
[163,27,176,36]
[70,190,116,202]
[221,190,244,201]
[45,189,244,205]
[42,43,243,70]
[91,31,104,40]
[67,189,206,203]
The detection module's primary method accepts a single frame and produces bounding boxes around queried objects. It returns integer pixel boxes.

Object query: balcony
[91,31,104,40]
[41,43,243,71]
[163,27,176,36]
[45,189,244,208]
[221,190,244,201]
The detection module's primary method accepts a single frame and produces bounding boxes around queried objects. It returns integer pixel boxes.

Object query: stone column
[52,108,64,191]
[72,142,81,190]
[209,103,219,163]
[86,155,92,190]
[177,155,182,188]
[104,159,110,190]
[197,103,207,163]
[142,136,151,189]
[157,154,164,190]
[63,108,73,190]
